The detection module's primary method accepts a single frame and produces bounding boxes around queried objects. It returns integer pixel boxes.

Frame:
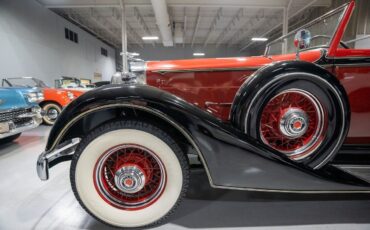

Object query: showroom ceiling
[36,0,332,51]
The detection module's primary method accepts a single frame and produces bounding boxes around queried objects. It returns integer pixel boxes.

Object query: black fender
[231,61,350,126]
[230,61,351,169]
[45,84,369,192]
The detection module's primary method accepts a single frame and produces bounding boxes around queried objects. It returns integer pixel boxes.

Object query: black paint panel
[45,83,370,191]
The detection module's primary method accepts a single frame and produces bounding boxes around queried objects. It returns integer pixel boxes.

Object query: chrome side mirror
[294,29,311,50]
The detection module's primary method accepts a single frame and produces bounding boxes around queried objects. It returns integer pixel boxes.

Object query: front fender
[44,84,370,192]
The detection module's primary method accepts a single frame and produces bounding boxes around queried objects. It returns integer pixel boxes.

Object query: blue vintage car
[0,87,43,142]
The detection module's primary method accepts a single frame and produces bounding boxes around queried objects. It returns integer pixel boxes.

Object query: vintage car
[3,77,84,125]
[0,87,43,143]
[55,76,92,92]
[37,1,370,228]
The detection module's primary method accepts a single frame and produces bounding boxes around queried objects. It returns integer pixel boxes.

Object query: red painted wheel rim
[259,89,326,160]
[93,144,166,210]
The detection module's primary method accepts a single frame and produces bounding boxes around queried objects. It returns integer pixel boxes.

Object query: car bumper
[0,106,43,139]
[37,138,80,180]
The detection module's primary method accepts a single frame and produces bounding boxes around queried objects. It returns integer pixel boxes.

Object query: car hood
[44,88,67,94]
[0,88,28,111]
[146,49,323,73]
[4,86,39,94]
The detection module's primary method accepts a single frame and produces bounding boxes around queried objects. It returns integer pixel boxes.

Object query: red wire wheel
[259,89,327,160]
[93,144,166,210]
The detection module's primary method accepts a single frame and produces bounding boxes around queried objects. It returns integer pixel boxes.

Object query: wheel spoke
[94,144,166,210]
[259,90,326,159]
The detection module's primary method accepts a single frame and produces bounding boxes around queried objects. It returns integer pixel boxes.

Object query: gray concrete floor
[1,126,370,230]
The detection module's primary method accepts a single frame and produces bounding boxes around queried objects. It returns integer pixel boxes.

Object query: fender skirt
[45,84,370,192]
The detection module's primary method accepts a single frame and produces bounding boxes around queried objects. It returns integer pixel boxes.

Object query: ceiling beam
[150,0,174,46]
[225,9,266,46]
[239,0,319,52]
[133,7,155,46]
[89,8,121,45]
[215,8,243,47]
[191,7,201,47]
[110,8,144,48]
[183,7,187,47]
[203,7,222,47]
[68,11,119,47]
[38,0,331,9]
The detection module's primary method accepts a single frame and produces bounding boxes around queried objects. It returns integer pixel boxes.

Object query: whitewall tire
[70,120,189,228]
[42,103,62,125]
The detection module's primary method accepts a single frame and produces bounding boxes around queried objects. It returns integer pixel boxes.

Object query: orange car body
[41,88,84,107]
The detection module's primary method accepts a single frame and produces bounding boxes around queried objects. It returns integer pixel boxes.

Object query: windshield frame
[264,2,349,56]
[3,77,49,88]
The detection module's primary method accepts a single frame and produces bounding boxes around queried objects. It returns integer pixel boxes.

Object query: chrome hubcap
[279,108,309,138]
[47,109,58,120]
[114,165,146,194]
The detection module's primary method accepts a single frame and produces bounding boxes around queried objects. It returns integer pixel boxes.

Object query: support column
[120,0,128,72]
[282,7,288,54]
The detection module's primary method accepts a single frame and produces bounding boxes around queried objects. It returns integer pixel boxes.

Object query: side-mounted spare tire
[231,61,350,169]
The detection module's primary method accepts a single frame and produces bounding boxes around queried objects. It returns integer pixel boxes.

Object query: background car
[0,87,43,143]
[55,76,92,92]
[2,77,84,125]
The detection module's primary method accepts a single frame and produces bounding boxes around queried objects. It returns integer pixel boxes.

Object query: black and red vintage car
[37,1,370,228]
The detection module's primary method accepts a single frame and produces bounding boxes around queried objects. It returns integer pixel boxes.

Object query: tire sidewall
[71,123,186,228]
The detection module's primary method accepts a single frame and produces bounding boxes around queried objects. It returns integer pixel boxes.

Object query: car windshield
[57,78,84,88]
[265,4,347,56]
[6,78,49,88]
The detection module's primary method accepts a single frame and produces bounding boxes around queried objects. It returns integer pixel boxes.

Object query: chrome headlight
[32,105,42,114]
[67,91,74,100]
[37,92,44,101]
[130,61,146,84]
[26,92,38,103]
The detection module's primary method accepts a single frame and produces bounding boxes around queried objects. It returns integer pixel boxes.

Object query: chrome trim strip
[0,107,42,139]
[327,56,370,60]
[0,106,33,115]
[211,183,370,194]
[151,67,259,74]
[0,119,40,139]
[205,102,232,106]
[334,165,370,169]
[334,63,370,67]
[37,138,81,180]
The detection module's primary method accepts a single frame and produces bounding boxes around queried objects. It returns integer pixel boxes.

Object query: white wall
[0,0,116,85]
[355,35,370,49]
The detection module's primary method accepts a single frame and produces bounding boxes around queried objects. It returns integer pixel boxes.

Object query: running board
[334,165,370,184]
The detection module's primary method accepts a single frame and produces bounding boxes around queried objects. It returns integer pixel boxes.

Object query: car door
[335,47,370,144]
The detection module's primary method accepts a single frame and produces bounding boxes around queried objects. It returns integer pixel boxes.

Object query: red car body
[145,1,370,144]
[42,88,74,107]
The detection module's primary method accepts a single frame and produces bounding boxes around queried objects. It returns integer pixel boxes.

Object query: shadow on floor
[84,169,370,229]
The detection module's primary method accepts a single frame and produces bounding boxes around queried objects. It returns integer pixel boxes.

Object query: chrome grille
[0,108,32,123]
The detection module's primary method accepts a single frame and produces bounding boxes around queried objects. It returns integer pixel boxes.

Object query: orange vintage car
[2,77,85,125]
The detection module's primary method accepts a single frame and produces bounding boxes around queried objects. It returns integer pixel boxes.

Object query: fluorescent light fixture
[120,52,140,56]
[193,52,205,56]
[251,37,268,42]
[142,36,159,40]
